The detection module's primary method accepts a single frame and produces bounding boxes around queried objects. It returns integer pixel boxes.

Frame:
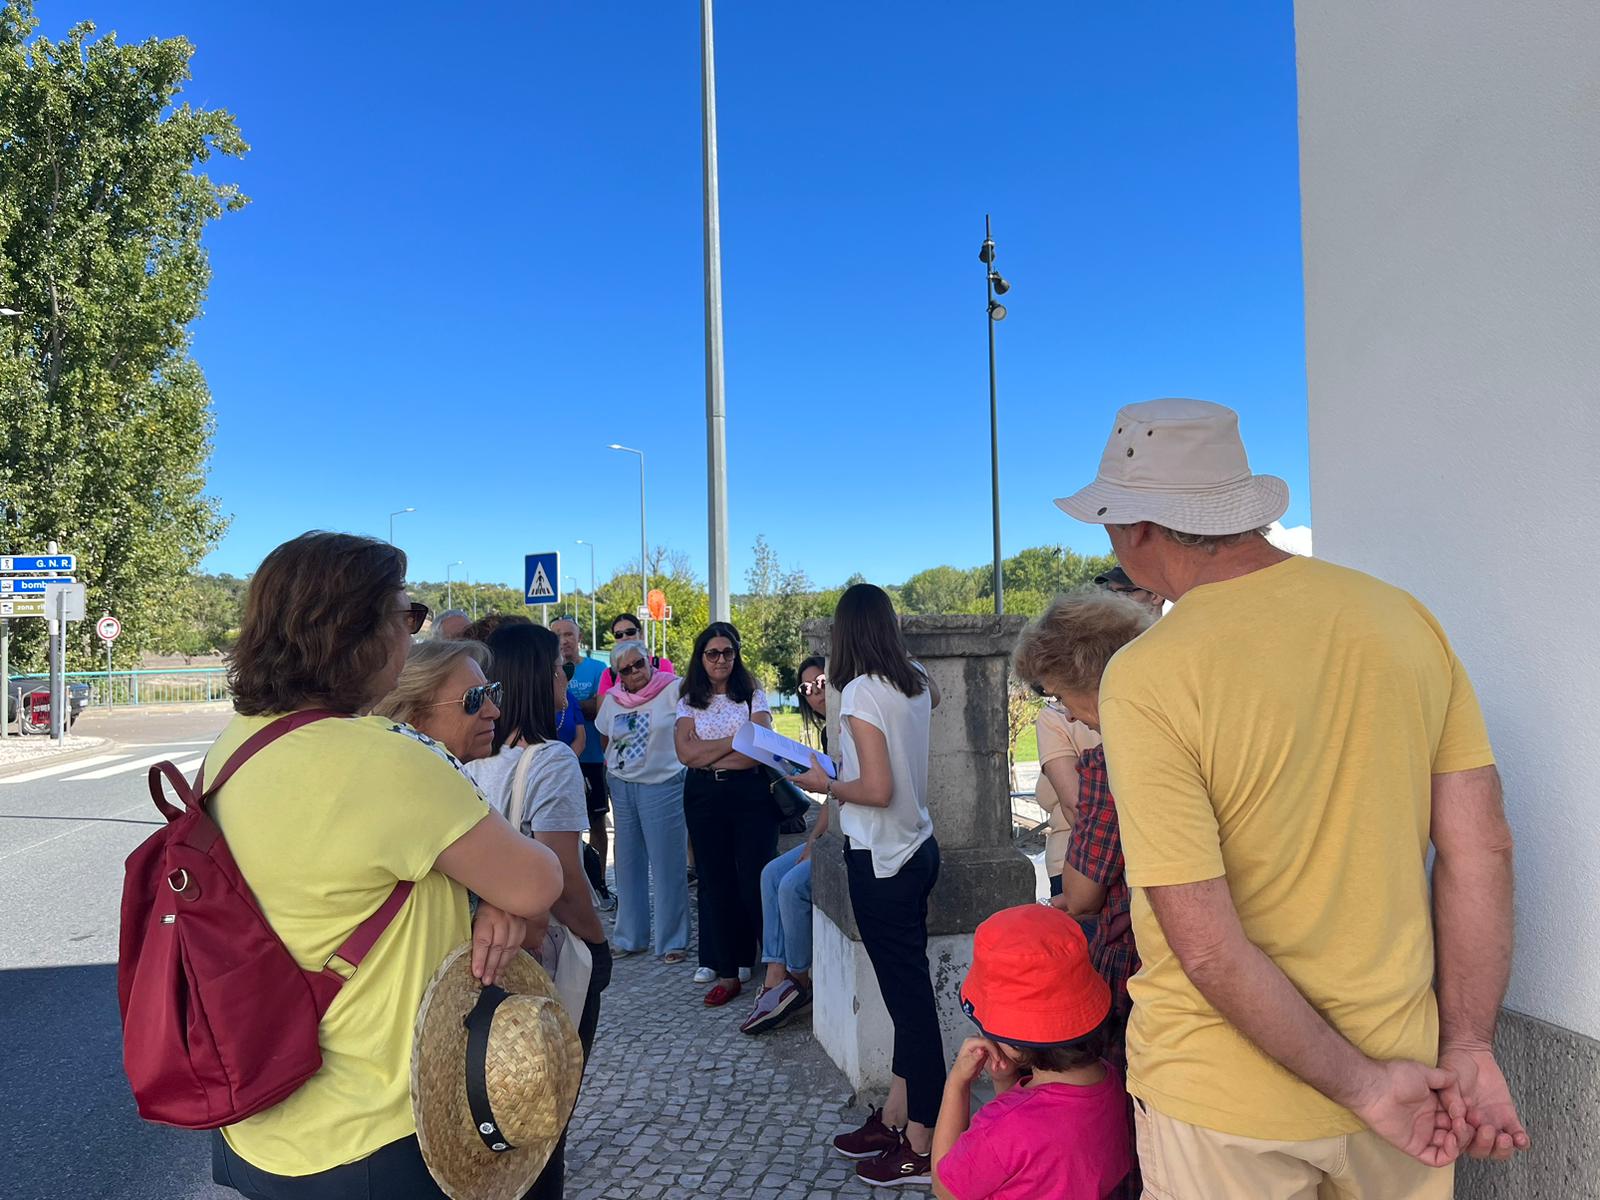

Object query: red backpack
[117,710,414,1129]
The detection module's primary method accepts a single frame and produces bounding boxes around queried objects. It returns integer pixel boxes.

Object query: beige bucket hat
[411,943,584,1200]
[1055,398,1289,535]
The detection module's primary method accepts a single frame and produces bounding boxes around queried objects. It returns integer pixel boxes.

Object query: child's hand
[949,1038,992,1087]
[983,1040,1023,1087]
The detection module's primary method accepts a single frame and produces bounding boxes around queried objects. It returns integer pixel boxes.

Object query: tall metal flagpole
[701,0,731,623]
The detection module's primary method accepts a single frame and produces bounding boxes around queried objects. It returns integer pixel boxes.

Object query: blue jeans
[610,772,691,955]
[760,843,813,973]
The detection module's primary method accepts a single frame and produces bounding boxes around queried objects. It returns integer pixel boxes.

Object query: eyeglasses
[618,658,649,676]
[798,675,828,696]
[422,680,502,715]
[613,627,641,639]
[703,647,736,663]
[397,602,431,635]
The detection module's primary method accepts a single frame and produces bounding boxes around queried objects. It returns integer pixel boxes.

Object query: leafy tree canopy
[0,2,246,669]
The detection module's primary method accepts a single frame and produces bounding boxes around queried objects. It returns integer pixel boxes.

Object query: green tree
[148,571,246,658]
[733,535,817,693]
[900,564,983,614]
[590,546,709,668]
[0,4,247,669]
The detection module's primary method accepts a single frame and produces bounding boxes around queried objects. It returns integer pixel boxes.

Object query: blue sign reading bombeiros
[0,555,76,573]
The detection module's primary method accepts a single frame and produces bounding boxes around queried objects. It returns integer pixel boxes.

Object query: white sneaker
[693,966,716,984]
[738,967,752,983]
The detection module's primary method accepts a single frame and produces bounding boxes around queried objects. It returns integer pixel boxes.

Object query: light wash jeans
[610,771,690,956]
[760,843,813,973]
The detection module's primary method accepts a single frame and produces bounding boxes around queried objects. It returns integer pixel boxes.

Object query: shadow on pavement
[1,963,225,1200]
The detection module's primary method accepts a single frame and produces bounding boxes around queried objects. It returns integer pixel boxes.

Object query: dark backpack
[117,710,413,1129]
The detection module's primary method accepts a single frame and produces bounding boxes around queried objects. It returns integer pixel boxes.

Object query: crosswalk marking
[64,752,206,783]
[0,753,133,784]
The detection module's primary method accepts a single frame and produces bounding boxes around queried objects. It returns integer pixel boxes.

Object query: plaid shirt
[1064,745,1138,1014]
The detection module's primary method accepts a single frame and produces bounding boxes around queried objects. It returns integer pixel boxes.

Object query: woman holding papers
[742,656,831,1034]
[593,640,689,964]
[674,622,778,1007]
[793,584,943,1187]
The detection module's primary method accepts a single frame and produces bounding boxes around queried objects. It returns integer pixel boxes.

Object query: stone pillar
[804,614,1034,1096]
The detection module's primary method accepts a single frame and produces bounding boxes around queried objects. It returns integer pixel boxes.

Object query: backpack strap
[193,709,348,799]
[305,878,417,1014]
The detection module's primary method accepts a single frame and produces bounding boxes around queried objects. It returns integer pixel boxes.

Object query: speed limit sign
[96,614,121,643]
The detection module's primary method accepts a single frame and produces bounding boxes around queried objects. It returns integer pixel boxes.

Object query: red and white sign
[96,615,122,642]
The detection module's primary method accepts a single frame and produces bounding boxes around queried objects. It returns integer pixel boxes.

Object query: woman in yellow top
[206,532,562,1200]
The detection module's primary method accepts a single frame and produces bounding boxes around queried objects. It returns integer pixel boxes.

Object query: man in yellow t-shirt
[1053,399,1529,1197]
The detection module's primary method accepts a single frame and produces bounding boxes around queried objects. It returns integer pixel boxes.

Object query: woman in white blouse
[673,622,776,1008]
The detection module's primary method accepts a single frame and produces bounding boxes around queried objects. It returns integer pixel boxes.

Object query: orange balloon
[647,588,667,621]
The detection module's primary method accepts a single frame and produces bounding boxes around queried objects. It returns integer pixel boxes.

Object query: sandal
[662,951,687,965]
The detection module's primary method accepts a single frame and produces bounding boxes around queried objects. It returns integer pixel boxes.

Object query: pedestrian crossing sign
[524,552,559,606]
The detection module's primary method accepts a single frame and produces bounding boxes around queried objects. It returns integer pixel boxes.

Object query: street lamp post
[446,560,463,611]
[388,506,415,547]
[700,0,731,623]
[575,539,597,651]
[980,215,1011,615]
[607,445,648,629]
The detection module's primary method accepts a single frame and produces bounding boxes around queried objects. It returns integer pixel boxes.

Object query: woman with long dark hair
[794,584,943,1189]
[462,622,609,1200]
[673,621,777,1007]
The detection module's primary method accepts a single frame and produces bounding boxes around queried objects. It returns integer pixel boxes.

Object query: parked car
[6,677,90,734]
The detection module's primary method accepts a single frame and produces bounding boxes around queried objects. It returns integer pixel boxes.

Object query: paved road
[1,705,232,1200]
[2,705,910,1199]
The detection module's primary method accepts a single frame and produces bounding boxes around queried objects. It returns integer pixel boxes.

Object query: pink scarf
[609,668,676,709]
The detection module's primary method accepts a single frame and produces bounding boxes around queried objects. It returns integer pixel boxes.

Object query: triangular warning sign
[527,561,553,600]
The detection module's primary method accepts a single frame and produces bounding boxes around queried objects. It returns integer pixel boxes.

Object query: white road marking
[0,754,132,784]
[64,752,205,782]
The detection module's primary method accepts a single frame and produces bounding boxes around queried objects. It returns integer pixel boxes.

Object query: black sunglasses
[703,647,736,663]
[398,602,431,635]
[613,625,641,639]
[618,658,650,676]
[423,680,502,715]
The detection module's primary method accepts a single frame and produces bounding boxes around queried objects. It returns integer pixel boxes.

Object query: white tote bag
[508,742,593,1020]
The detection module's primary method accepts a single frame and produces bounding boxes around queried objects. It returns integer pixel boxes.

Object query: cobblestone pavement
[564,900,932,1200]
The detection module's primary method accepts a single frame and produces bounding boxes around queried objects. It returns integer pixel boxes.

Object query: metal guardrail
[11,667,230,707]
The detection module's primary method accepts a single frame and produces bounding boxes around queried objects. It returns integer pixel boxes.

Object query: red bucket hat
[960,905,1111,1047]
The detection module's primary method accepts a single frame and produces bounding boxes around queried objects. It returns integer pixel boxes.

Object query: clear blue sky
[43,1,1308,592]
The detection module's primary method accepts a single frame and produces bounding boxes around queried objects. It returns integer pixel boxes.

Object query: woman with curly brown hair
[207,531,562,1200]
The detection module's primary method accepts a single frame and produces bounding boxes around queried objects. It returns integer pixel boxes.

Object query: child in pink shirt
[932,905,1132,1200]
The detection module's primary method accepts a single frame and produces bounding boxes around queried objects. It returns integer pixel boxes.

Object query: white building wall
[1295,1,1600,1038]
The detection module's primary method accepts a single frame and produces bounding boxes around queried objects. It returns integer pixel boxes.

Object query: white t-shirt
[837,671,934,878]
[596,679,685,784]
[675,689,770,739]
[464,741,588,837]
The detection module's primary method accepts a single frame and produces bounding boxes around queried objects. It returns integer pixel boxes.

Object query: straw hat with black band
[411,943,583,1200]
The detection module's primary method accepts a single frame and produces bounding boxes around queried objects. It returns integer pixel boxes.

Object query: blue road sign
[0,554,76,573]
[524,552,560,606]
[0,576,74,594]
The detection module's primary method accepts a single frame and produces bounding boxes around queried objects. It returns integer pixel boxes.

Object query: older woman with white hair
[593,638,689,963]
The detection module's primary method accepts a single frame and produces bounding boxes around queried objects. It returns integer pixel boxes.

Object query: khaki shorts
[1134,1097,1455,1200]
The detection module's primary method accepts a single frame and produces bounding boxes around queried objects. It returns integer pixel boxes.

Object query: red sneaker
[703,981,742,1007]
[831,1107,900,1160]
[855,1133,932,1189]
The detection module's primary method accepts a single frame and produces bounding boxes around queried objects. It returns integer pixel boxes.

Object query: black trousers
[846,836,945,1128]
[212,1133,445,1199]
[527,936,610,1200]
[683,768,778,978]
